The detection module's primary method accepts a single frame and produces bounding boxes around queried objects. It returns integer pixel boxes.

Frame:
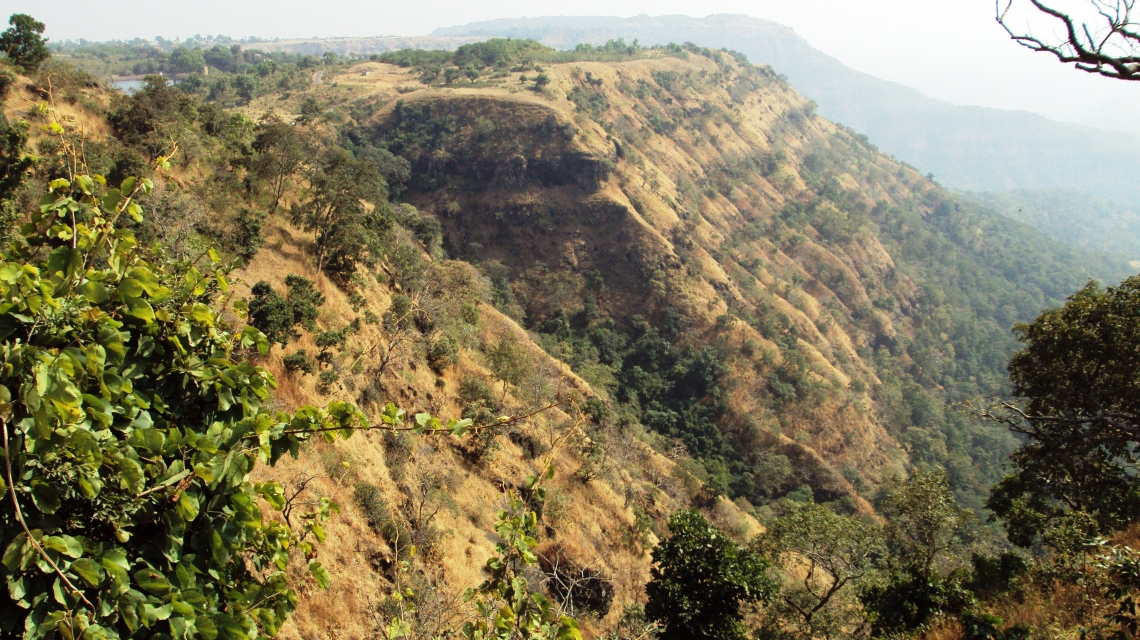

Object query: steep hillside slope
[238,221,724,640]
[10,45,1136,639]
[3,65,761,640]
[431,14,1140,205]
[287,48,1132,515]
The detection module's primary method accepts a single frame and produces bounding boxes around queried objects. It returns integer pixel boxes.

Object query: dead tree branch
[998,0,1140,79]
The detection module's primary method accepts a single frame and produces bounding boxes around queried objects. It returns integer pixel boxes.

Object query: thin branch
[998,0,1140,80]
[250,396,571,439]
[969,398,1140,440]
[2,419,94,609]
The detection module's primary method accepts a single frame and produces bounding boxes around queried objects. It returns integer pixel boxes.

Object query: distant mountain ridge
[432,14,1140,205]
[244,35,483,56]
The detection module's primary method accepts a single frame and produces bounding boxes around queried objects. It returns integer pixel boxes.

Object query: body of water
[109,79,146,94]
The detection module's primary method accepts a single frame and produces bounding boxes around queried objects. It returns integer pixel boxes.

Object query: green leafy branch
[458,402,587,640]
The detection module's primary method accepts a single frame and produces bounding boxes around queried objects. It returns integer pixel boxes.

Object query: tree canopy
[290,146,389,280]
[0,158,374,638]
[645,510,775,640]
[988,277,1140,545]
[0,14,48,72]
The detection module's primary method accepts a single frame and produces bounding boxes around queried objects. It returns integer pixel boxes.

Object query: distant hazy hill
[433,14,1140,205]
[961,188,1140,261]
[244,35,482,56]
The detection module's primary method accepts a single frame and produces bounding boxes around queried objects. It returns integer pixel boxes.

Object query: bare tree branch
[998,0,1140,79]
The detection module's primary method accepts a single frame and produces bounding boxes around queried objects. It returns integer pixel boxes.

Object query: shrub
[968,552,1029,601]
[318,369,340,392]
[537,541,614,617]
[460,302,481,325]
[353,481,407,546]
[284,274,324,331]
[248,281,297,346]
[315,328,349,361]
[487,332,532,389]
[645,510,776,640]
[426,334,459,373]
[0,67,15,101]
[283,349,315,374]
[382,431,414,482]
[247,275,326,347]
[860,571,974,636]
[0,166,367,639]
[458,376,500,463]
[387,293,412,326]
[230,207,265,262]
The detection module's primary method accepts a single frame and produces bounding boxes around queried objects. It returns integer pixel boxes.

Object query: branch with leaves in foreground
[457,403,586,640]
[0,143,581,639]
[0,154,377,639]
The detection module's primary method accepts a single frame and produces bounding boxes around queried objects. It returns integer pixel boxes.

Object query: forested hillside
[4,25,1140,640]
[341,39,1129,515]
[962,187,1140,260]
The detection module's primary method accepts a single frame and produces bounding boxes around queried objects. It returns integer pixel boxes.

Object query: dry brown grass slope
[237,218,758,639]
[5,52,1012,637]
[5,70,757,637]
[319,53,929,509]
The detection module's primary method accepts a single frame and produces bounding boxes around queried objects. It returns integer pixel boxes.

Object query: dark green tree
[645,510,775,640]
[247,275,326,347]
[298,97,322,123]
[0,113,30,242]
[283,274,324,331]
[760,501,882,639]
[251,115,305,210]
[109,75,198,159]
[985,277,1140,544]
[0,113,29,200]
[233,74,258,104]
[486,332,532,396]
[248,282,298,347]
[0,14,49,72]
[879,468,974,576]
[168,47,205,74]
[291,146,388,280]
[860,469,975,636]
[228,207,265,262]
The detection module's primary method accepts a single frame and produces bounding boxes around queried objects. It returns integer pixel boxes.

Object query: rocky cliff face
[342,51,1025,510]
[364,55,906,508]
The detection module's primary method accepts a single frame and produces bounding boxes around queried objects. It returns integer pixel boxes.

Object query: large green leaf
[70,558,104,587]
[133,568,173,595]
[308,561,331,589]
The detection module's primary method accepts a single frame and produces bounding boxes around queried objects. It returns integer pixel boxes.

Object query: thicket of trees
[988,277,1140,543]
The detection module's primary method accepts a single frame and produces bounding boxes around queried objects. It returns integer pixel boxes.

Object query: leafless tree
[998,0,1140,79]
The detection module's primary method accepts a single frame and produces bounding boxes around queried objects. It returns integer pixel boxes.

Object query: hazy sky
[10,0,1140,135]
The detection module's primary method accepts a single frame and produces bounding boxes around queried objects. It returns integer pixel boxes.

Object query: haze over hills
[244,35,484,56]
[960,187,1140,260]
[431,14,1140,206]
